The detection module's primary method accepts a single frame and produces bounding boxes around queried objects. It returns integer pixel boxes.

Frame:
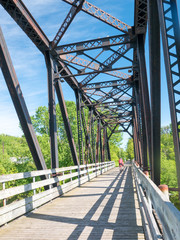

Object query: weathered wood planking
[133,163,180,240]
[0,164,146,240]
[0,161,115,226]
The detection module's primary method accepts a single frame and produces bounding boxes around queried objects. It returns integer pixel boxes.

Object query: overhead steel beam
[0,27,47,171]
[60,53,132,79]
[0,0,49,52]
[52,0,85,49]
[80,44,131,86]
[82,79,132,90]
[148,0,161,185]
[55,80,79,166]
[56,34,130,54]
[62,0,131,33]
[44,52,59,169]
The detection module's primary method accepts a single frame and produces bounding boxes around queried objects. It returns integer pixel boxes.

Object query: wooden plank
[0,163,115,226]
[0,164,145,240]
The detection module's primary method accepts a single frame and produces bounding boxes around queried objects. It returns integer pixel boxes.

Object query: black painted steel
[148,0,161,185]
[0,27,47,171]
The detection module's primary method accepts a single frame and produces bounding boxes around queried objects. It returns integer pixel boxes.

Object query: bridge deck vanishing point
[0,164,145,240]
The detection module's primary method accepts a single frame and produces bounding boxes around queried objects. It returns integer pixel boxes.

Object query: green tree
[126,138,134,160]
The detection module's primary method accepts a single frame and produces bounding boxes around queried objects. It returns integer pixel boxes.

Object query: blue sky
[0,0,179,149]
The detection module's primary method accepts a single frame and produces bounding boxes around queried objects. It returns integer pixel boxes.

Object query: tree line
[0,102,179,208]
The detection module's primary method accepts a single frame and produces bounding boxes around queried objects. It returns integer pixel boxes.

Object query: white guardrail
[0,161,115,226]
[133,162,180,240]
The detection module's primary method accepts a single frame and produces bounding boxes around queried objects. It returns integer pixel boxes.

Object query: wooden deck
[0,164,145,240]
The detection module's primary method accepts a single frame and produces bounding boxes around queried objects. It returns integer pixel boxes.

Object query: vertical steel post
[139,83,148,170]
[44,51,59,169]
[0,27,47,171]
[89,108,94,163]
[75,90,84,164]
[91,110,95,163]
[106,130,111,161]
[137,34,152,176]
[99,123,103,162]
[148,0,161,185]
[55,80,79,166]
[102,126,106,162]
[134,82,144,167]
[95,119,100,163]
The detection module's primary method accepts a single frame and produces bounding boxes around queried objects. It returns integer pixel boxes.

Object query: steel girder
[148,0,161,185]
[45,52,59,169]
[0,27,47,171]
[55,34,131,54]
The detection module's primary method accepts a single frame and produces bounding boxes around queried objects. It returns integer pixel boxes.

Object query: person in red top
[119,158,124,171]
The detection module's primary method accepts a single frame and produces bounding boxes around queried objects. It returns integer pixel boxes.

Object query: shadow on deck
[0,165,145,240]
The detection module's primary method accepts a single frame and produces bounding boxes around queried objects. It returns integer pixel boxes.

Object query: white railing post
[62,171,65,185]
[3,182,6,206]
[33,176,36,194]
[78,166,80,186]
[70,170,72,182]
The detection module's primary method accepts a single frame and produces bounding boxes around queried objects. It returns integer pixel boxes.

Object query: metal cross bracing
[0,0,180,193]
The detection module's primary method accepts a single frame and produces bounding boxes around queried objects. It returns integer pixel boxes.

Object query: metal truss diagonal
[62,0,131,33]
[52,0,85,49]
[80,44,131,86]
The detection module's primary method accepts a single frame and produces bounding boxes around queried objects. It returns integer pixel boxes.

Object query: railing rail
[0,161,115,226]
[133,162,180,240]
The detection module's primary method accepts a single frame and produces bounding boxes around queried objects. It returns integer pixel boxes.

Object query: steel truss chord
[0,0,49,52]
[0,27,47,171]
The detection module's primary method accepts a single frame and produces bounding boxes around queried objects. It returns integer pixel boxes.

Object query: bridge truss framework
[0,0,180,189]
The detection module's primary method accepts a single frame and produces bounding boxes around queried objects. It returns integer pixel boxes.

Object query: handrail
[133,162,180,240]
[0,161,115,226]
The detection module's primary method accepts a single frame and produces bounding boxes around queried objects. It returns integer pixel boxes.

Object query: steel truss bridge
[0,0,180,239]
